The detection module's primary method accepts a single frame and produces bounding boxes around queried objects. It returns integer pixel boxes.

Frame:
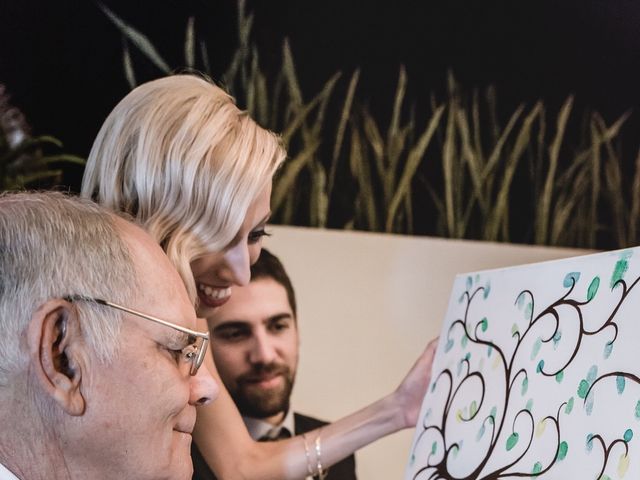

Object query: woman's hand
[393,337,439,429]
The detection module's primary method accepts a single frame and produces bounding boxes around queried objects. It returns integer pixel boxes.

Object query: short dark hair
[250,248,297,317]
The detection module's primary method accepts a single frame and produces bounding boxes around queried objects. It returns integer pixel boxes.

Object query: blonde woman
[82,74,437,480]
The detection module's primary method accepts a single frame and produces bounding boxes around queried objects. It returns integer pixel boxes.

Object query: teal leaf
[635,400,640,419]
[585,392,594,416]
[506,432,519,451]
[466,276,473,290]
[524,302,533,319]
[521,377,529,396]
[563,271,580,288]
[537,359,545,373]
[517,293,525,309]
[557,441,568,461]
[604,341,614,359]
[556,371,564,383]
[611,252,631,288]
[587,276,600,301]
[480,317,488,332]
[565,397,574,414]
[431,441,437,454]
[624,429,633,442]
[586,433,594,452]
[461,334,468,348]
[617,376,626,395]
[483,282,491,299]
[577,379,589,399]
[526,398,534,412]
[532,461,543,474]
[531,337,542,360]
[587,365,598,383]
[477,424,485,441]
[445,339,454,352]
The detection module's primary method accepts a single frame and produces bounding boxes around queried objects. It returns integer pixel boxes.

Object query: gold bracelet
[315,429,327,480]
[302,433,314,477]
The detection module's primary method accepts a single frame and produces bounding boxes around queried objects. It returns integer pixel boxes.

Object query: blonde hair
[82,74,286,301]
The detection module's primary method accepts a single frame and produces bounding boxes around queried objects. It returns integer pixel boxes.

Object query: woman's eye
[248,228,271,244]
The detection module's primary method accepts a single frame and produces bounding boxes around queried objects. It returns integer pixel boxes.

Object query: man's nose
[189,364,219,407]
[248,332,277,365]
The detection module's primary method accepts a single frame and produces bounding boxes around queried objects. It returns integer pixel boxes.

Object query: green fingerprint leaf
[431,441,437,454]
[483,282,491,299]
[470,400,478,417]
[578,379,590,399]
[524,302,533,319]
[521,377,529,396]
[604,341,614,359]
[466,276,473,290]
[587,365,598,383]
[587,276,600,301]
[563,271,580,288]
[557,441,568,461]
[565,397,574,414]
[611,252,631,288]
[532,461,542,474]
[586,433,594,452]
[537,359,545,373]
[624,429,633,442]
[531,337,542,360]
[617,376,626,395]
[480,317,488,332]
[635,400,640,419]
[556,371,564,383]
[506,432,519,451]
[461,334,468,348]
[585,392,595,416]
[526,399,534,412]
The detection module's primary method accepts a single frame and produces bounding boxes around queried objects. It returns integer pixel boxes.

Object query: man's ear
[27,299,86,416]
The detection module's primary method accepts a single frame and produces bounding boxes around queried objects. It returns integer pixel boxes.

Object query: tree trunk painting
[406,248,639,480]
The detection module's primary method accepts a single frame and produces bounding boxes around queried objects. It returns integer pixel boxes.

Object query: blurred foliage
[0,85,85,191]
[99,0,640,250]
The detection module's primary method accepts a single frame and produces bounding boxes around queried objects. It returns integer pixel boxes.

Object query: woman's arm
[192,328,438,480]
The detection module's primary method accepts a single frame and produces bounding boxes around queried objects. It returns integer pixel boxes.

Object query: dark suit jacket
[191,412,357,480]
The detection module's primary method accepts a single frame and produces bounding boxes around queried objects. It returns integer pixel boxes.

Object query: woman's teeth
[198,284,231,300]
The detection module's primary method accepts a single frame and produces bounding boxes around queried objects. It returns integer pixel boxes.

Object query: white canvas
[405,247,640,480]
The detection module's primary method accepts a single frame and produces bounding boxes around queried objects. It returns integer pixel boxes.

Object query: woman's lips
[197,284,231,308]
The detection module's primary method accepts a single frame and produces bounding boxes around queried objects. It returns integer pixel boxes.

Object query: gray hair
[0,192,136,384]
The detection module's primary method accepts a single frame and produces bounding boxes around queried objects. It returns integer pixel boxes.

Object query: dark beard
[231,363,295,419]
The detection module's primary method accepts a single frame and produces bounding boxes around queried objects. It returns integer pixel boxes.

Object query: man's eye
[166,347,183,362]
[216,329,248,342]
[270,322,289,332]
[248,228,270,244]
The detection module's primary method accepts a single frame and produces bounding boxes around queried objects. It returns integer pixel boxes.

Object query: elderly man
[192,249,356,479]
[0,192,218,480]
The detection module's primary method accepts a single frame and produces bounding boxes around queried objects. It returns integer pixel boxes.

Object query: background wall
[264,226,588,479]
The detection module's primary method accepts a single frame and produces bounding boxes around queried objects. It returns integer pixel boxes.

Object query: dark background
[1,0,639,190]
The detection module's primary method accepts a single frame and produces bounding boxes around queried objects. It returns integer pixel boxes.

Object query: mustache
[237,363,291,383]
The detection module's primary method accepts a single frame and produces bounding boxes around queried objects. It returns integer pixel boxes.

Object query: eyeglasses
[65,295,209,376]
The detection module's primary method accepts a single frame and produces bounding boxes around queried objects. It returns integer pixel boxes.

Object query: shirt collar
[242,408,295,440]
